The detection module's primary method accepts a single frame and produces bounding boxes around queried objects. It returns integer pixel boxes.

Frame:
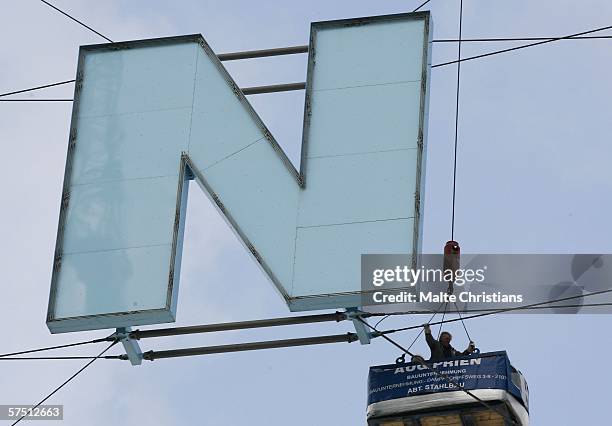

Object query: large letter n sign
[47,12,431,333]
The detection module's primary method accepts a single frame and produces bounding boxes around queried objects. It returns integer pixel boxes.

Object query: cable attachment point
[114,327,143,366]
[444,240,461,294]
[345,308,372,345]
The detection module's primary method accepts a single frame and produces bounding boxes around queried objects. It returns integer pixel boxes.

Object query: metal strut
[130,311,347,340]
[114,311,367,364]
[238,82,305,95]
[217,45,309,61]
[142,333,359,361]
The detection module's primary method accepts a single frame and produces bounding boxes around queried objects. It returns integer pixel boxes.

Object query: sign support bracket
[115,326,143,366]
[346,308,371,345]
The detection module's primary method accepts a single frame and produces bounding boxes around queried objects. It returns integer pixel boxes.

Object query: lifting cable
[374,315,391,329]
[437,302,449,338]
[447,0,476,347]
[454,301,473,342]
[407,301,445,351]
[450,0,463,241]
[396,301,446,362]
[374,300,442,330]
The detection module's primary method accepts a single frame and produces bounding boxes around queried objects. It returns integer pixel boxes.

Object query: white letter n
[47,13,431,333]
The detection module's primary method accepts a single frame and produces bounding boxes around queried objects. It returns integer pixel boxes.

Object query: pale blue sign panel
[47,12,432,333]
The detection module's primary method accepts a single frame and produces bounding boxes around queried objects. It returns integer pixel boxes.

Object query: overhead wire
[10,340,118,425]
[0,336,113,358]
[434,34,612,43]
[3,23,612,101]
[413,0,431,12]
[1,0,109,103]
[38,0,113,43]
[0,99,73,102]
[432,23,612,68]
[0,80,75,98]
[370,287,612,335]
[8,289,609,363]
[366,302,612,315]
[0,355,124,361]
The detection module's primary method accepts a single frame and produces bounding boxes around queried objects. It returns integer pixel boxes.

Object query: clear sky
[1,0,612,424]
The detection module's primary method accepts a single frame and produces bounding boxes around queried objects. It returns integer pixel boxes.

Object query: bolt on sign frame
[47,12,432,333]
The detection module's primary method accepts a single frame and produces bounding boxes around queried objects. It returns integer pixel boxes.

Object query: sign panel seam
[200,136,266,171]
[185,42,200,153]
[312,79,422,92]
[306,147,418,160]
[296,217,414,230]
[62,242,172,256]
[77,105,194,119]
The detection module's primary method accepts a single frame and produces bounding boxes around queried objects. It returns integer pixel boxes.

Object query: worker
[423,324,475,361]
[411,354,426,364]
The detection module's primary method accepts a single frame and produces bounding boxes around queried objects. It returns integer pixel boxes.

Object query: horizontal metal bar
[241,82,306,95]
[142,333,359,360]
[130,311,347,339]
[217,45,309,61]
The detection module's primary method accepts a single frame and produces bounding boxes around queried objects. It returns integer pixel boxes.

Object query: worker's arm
[423,324,437,349]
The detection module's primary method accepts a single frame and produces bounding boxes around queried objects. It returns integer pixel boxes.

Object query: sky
[1,0,612,424]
